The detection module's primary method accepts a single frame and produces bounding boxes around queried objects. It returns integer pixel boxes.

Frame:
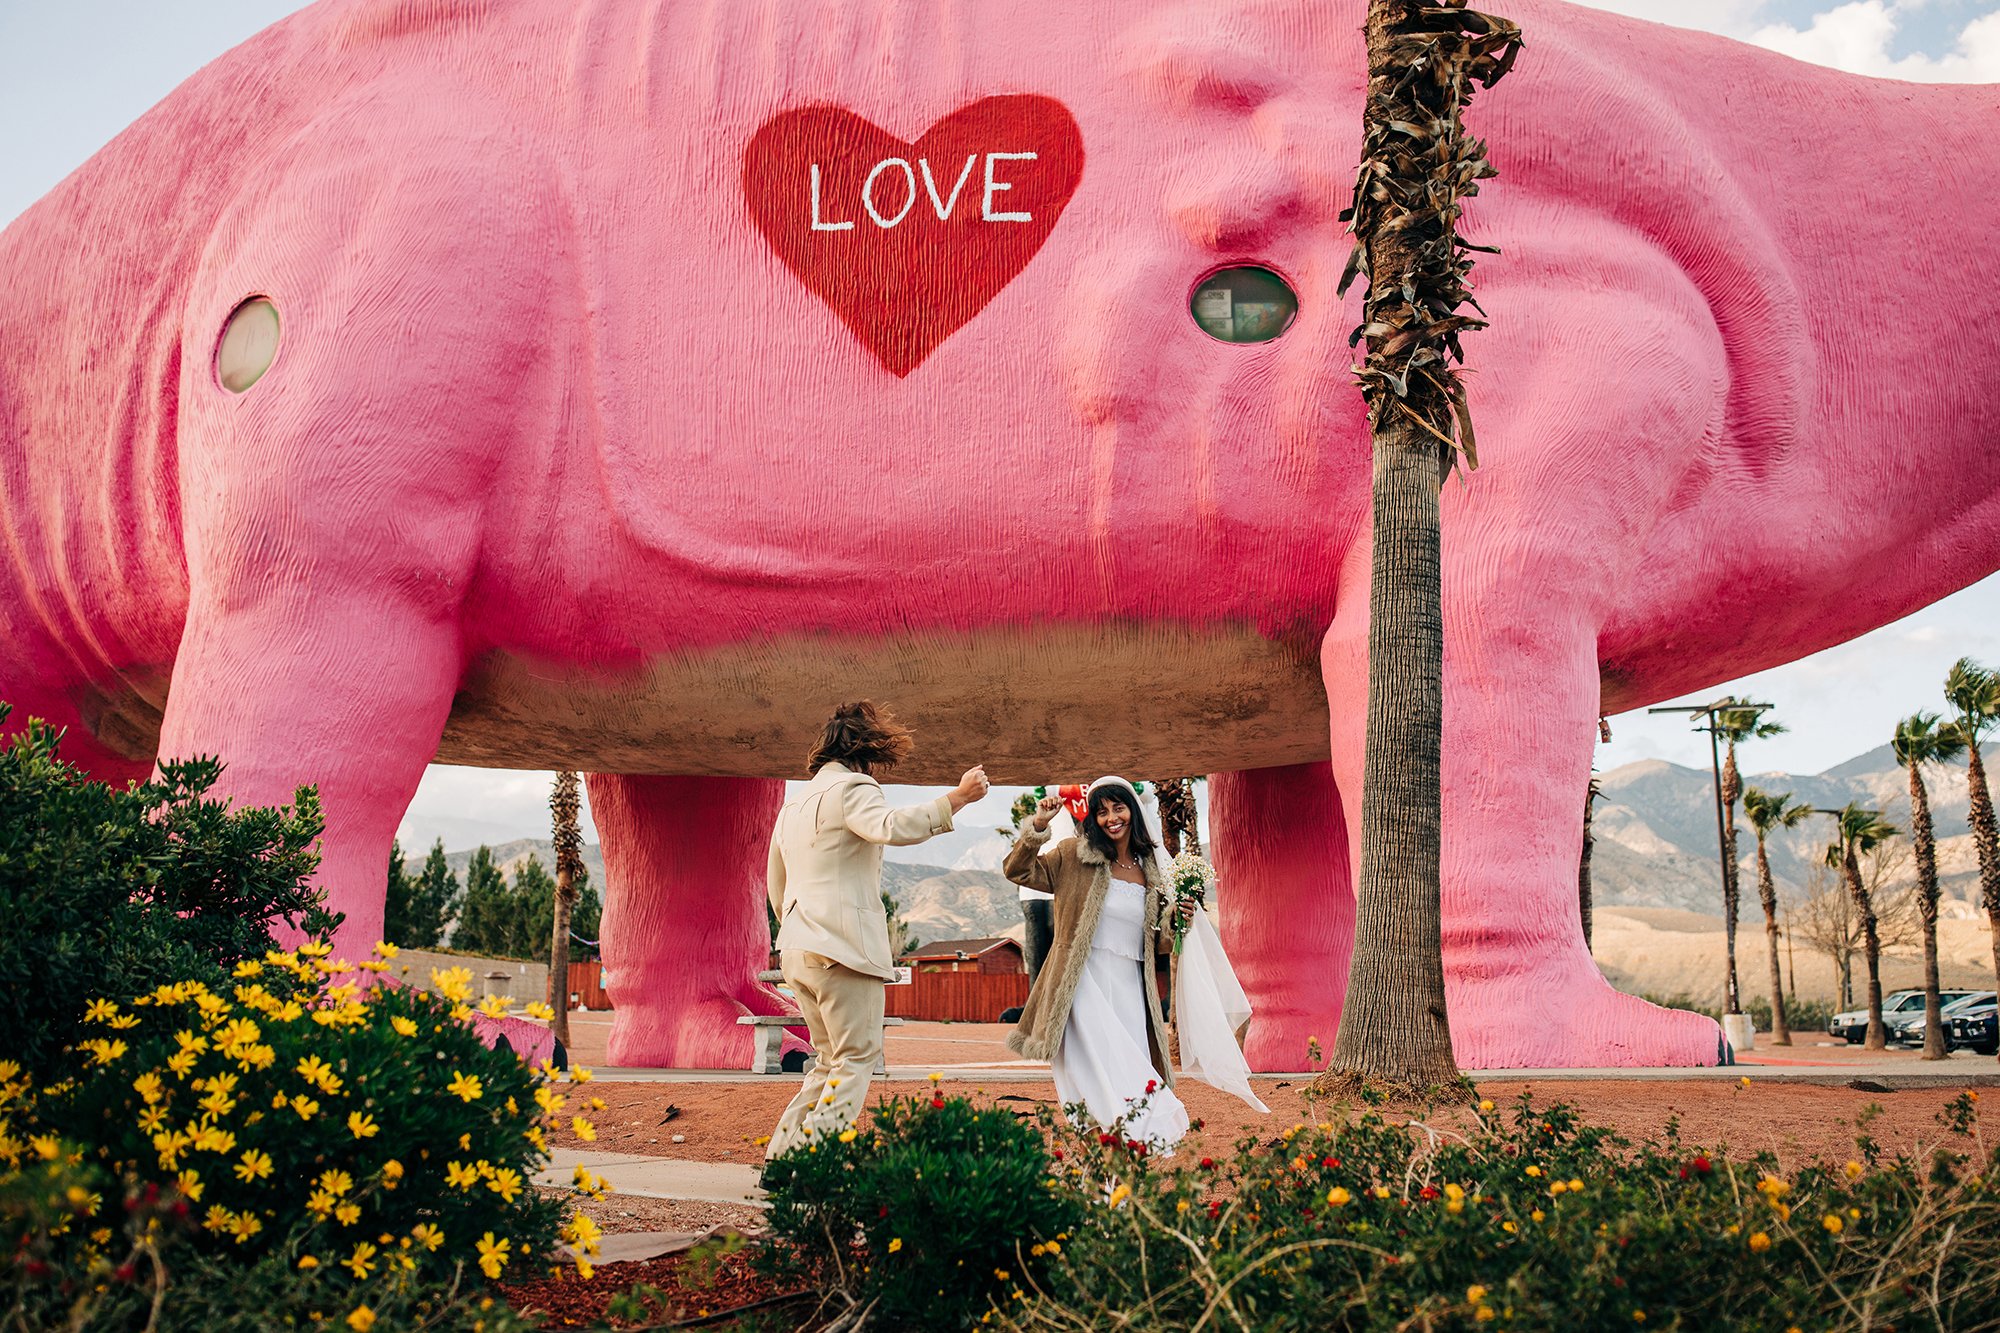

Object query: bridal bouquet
[1167,851,1216,954]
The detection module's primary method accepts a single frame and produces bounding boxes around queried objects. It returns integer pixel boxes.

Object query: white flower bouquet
[1167,851,1216,955]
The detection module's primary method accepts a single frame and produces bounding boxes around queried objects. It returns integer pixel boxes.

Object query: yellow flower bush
[2,951,609,1300]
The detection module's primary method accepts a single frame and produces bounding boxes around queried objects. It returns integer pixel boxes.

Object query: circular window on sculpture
[1190,266,1298,344]
[216,297,280,393]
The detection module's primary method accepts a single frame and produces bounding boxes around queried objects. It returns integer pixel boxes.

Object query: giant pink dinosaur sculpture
[4,0,1995,1071]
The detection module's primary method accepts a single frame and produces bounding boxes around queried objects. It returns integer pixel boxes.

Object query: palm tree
[1153,777,1204,857]
[1944,658,2000,1024]
[1823,803,1901,1051]
[1579,777,1600,951]
[1714,707,1784,1018]
[1741,787,1811,1045]
[547,770,586,1048]
[1325,0,1521,1089]
[1893,712,1966,1060]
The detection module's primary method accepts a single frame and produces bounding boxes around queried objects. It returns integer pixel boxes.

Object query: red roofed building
[899,937,1025,975]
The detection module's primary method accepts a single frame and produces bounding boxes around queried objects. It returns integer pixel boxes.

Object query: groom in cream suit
[765,701,987,1158]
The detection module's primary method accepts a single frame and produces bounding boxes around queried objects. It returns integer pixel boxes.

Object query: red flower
[1128,1140,1149,1157]
[1145,1079,1158,1094]
[1200,1157,1215,1170]
[1099,1133,1117,1146]
[1418,1186,1439,1201]
[1322,1157,1340,1169]
[931,1097,945,1109]
[111,1264,136,1284]
[1051,1149,1065,1161]
[879,1205,890,1218]
[1692,1155,1713,1175]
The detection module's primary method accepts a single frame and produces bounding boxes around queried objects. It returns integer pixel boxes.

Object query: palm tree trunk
[1755,833,1789,1045]
[1324,0,1517,1090]
[547,771,585,1049]
[1578,780,1596,951]
[1844,843,1885,1050]
[1720,743,1743,1014]
[1970,744,2000,1046]
[1331,395,1457,1083]
[1909,759,1947,1059]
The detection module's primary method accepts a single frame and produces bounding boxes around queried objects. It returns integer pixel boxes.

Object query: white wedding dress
[1049,879,1191,1149]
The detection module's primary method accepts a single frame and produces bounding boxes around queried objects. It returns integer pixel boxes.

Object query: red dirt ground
[502,1245,799,1329]
[551,1074,1994,1172]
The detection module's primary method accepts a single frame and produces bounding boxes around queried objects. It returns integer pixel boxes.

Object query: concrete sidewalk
[539,1148,766,1207]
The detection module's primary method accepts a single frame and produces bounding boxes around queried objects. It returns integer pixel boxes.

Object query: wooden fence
[886,969,1029,1023]
[566,962,612,1011]
[561,960,1027,1022]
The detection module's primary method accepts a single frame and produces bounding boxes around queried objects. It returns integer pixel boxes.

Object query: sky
[4,0,1995,849]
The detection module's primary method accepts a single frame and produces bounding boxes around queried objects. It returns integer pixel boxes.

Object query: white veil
[1086,778,1269,1114]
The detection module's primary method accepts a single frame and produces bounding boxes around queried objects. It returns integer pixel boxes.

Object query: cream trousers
[765,949,885,1159]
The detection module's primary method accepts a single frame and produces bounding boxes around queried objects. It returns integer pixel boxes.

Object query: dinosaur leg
[587,774,793,1069]
[1209,762,1353,1072]
[1319,278,1725,1068]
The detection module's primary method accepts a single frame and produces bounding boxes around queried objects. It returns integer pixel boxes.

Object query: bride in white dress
[1003,777,1265,1150]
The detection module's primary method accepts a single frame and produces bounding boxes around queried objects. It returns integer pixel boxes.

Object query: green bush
[1644,991,1837,1036]
[0,705,333,1079]
[0,1145,541,1331]
[994,1092,2000,1331]
[759,1092,1079,1330]
[450,851,601,963]
[1,952,617,1317]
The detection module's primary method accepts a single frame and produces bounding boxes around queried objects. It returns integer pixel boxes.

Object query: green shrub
[759,1091,1079,1330]
[0,705,333,1079]
[1644,991,1838,1036]
[0,1145,542,1331]
[2,950,612,1303]
[996,1091,2000,1331]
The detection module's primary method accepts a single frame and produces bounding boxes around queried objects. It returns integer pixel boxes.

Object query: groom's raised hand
[947,765,990,811]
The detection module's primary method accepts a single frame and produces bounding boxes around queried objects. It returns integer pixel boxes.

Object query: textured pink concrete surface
[588,775,797,1068]
[2,0,1996,1070]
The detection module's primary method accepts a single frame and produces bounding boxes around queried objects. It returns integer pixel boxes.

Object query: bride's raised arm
[1003,792,1067,896]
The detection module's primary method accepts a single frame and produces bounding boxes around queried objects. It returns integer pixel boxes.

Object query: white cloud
[1749,1,2000,80]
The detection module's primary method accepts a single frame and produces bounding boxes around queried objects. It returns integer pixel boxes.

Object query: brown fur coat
[1002,823,1174,1087]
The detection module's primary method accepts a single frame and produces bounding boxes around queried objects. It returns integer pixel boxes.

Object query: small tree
[1579,777,1600,951]
[1944,657,2000,1046]
[504,856,559,961]
[0,704,333,1078]
[453,846,512,955]
[547,771,586,1046]
[1741,786,1812,1044]
[1894,712,1966,1059]
[385,838,460,949]
[1715,707,1784,1017]
[883,889,922,958]
[382,840,415,944]
[1154,777,1204,857]
[1823,803,1900,1050]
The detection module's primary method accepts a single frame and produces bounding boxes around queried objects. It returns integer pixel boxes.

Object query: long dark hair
[806,700,915,775]
[1081,782,1156,865]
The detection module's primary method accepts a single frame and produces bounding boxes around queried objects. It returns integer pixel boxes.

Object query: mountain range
[422,741,1997,952]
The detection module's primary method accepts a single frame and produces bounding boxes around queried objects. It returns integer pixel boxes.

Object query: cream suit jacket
[767,762,956,980]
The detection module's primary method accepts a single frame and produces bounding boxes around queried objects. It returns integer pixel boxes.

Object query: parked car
[1950,996,2000,1055]
[1829,990,1925,1044]
[1886,991,1989,1047]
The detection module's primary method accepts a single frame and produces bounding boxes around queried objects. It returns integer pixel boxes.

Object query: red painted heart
[744,96,1084,377]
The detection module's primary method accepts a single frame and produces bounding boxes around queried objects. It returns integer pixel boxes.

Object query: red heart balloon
[744,96,1084,376]
[1058,783,1089,823]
